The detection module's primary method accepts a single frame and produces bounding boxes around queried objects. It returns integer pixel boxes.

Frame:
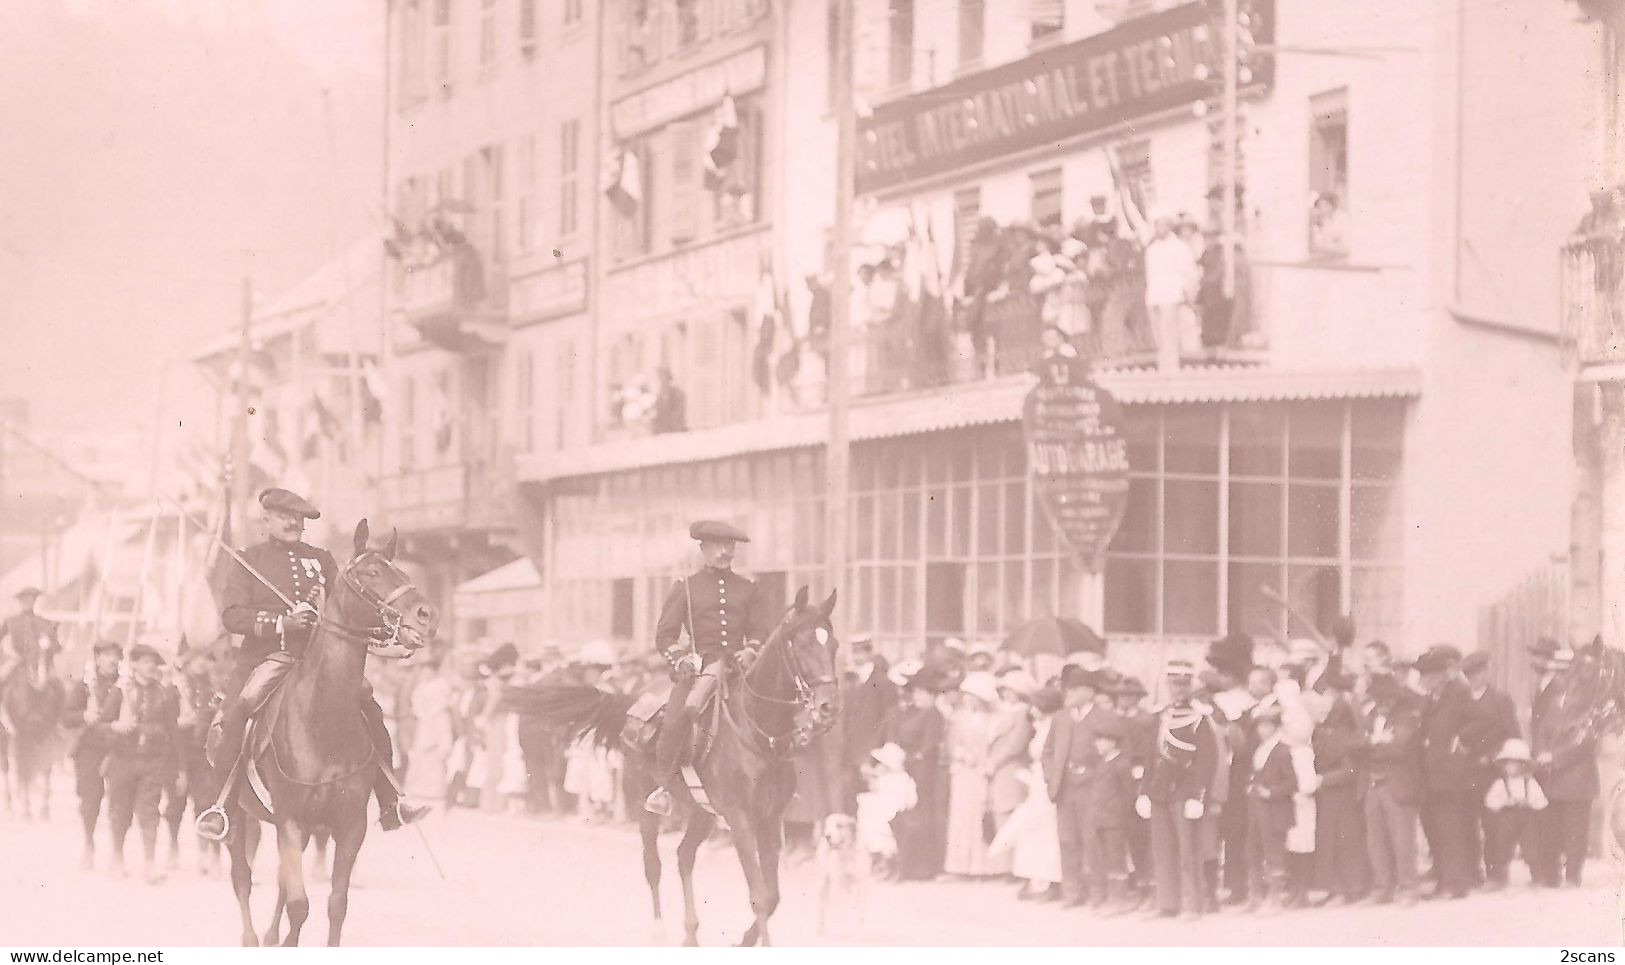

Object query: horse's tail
[504,685,636,749]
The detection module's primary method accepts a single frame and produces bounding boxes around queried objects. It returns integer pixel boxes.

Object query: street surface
[2,776,1620,946]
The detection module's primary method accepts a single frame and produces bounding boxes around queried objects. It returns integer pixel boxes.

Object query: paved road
[2,778,1619,946]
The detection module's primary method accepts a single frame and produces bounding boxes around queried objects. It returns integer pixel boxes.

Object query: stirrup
[644,787,673,818]
[195,806,230,843]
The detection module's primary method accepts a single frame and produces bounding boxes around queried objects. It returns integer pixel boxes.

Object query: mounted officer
[194,487,429,841]
[643,520,771,818]
[0,587,62,685]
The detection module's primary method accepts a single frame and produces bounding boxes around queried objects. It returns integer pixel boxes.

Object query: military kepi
[689,519,750,543]
[260,487,321,520]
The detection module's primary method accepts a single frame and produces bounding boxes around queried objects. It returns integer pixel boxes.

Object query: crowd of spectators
[375,621,1607,919]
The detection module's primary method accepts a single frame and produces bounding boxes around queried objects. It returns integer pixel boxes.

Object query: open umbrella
[1004,617,1107,657]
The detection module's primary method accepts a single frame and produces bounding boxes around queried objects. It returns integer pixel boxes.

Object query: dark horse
[221,520,438,946]
[2,648,64,821]
[535,586,839,946]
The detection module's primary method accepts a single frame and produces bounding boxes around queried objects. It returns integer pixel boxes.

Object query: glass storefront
[543,397,1407,655]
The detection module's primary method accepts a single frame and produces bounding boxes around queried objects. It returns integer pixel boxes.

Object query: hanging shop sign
[856,0,1274,194]
[1023,353,1131,572]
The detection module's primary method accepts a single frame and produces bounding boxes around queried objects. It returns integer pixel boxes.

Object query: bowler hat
[689,519,750,543]
[259,487,321,520]
[14,586,41,600]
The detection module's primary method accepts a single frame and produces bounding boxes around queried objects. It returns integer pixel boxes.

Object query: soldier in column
[104,644,180,883]
[64,640,124,870]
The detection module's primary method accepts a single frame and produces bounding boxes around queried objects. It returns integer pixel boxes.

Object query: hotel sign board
[1024,354,1131,573]
[856,0,1273,194]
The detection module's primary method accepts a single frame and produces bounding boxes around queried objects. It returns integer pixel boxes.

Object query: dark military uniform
[1142,694,1220,917]
[1530,670,1599,887]
[64,669,123,842]
[0,609,61,682]
[1418,674,1478,898]
[221,537,339,675]
[106,674,180,875]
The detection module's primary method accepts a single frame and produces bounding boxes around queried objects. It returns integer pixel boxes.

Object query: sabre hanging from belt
[159,492,296,610]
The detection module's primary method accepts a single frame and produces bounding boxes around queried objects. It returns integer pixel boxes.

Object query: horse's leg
[727,815,769,947]
[640,809,664,937]
[264,888,285,947]
[163,778,184,871]
[747,814,785,947]
[676,810,716,946]
[275,820,311,946]
[326,818,367,946]
[226,820,259,946]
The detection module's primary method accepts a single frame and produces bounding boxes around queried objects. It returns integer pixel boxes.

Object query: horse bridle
[317,551,419,657]
[735,612,838,752]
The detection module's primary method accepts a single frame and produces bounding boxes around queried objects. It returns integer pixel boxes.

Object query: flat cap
[14,586,42,600]
[128,643,164,665]
[689,519,749,543]
[1412,645,1462,675]
[1461,651,1490,675]
[260,487,321,520]
[91,640,124,657]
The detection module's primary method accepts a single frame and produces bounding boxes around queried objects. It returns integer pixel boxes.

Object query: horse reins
[733,613,838,755]
[316,551,416,654]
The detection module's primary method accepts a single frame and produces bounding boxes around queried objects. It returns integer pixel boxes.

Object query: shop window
[958,0,984,67]
[1309,89,1349,257]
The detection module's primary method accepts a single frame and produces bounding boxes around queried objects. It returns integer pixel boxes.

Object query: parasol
[1004,617,1107,657]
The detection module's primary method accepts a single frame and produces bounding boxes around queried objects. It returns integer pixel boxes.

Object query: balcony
[380,460,513,535]
[1561,227,1625,371]
[397,243,507,353]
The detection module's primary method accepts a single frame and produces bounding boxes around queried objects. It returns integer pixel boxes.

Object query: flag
[301,390,344,461]
[361,362,385,423]
[703,95,740,191]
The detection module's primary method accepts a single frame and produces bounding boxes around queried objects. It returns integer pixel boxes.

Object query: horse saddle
[620,682,724,768]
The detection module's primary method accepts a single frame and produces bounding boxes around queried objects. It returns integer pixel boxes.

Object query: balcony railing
[381,457,514,536]
[397,244,506,352]
[1561,228,1625,368]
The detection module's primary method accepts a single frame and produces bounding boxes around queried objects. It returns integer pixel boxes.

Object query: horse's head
[337,519,440,659]
[764,585,840,741]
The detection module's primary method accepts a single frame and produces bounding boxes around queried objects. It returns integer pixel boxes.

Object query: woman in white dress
[991,686,1064,899]
[943,673,1004,877]
[405,657,455,805]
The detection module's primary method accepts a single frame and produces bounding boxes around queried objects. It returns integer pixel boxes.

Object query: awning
[454,557,541,596]
[452,557,544,622]
[518,367,1423,484]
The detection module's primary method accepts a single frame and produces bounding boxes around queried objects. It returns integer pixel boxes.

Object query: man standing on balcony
[650,367,687,434]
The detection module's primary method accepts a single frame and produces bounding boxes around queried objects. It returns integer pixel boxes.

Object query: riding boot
[644,707,693,817]
[194,701,253,842]
[361,701,430,831]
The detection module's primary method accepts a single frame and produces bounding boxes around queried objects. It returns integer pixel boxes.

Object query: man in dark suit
[0,586,61,684]
[1529,637,1600,887]
[1360,670,1423,904]
[1460,651,1520,888]
[1415,645,1477,900]
[1044,665,1104,906]
[839,637,897,811]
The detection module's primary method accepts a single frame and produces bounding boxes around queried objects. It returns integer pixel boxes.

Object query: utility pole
[1221,0,1238,299]
[232,275,254,542]
[825,0,854,600]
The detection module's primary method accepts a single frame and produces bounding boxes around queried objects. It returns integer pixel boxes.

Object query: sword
[158,492,296,611]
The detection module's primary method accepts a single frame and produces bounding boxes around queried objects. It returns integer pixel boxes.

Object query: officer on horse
[195,487,430,840]
[0,587,62,685]
[643,520,771,818]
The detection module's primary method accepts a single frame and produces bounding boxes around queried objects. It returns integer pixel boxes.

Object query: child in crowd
[856,742,918,877]
[1082,714,1136,912]
[1483,738,1549,890]
[1247,701,1298,913]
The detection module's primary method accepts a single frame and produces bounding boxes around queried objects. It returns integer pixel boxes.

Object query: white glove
[679,653,703,675]
[1183,799,1204,820]
[1134,795,1152,820]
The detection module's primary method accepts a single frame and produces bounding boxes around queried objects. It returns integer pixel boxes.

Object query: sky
[0,0,384,442]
